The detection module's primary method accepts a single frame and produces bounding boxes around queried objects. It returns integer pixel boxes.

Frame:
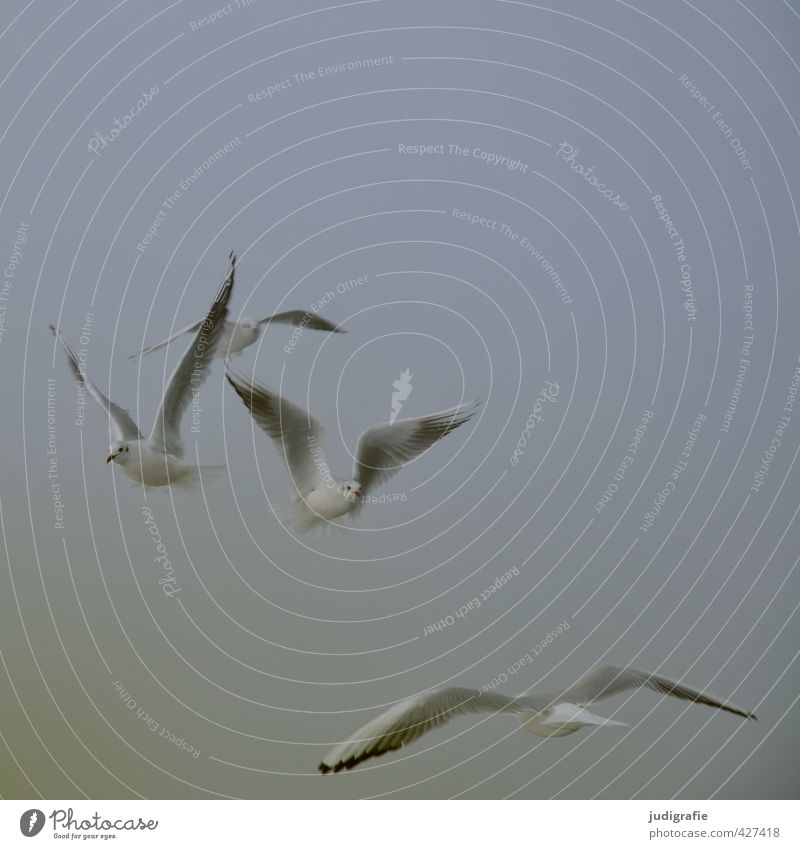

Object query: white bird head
[106,440,131,464]
[338,480,363,501]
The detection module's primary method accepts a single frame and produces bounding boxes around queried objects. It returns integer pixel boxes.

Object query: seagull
[225,366,478,532]
[319,665,756,772]
[129,264,343,361]
[50,253,235,489]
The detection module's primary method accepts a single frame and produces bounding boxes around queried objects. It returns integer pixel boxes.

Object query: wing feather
[259,310,344,334]
[128,319,204,360]
[353,403,477,494]
[225,368,327,495]
[149,252,235,457]
[560,665,756,720]
[319,687,522,773]
[49,324,142,441]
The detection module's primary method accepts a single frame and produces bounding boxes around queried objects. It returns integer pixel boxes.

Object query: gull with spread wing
[226,367,478,532]
[50,253,235,489]
[319,664,757,772]
[130,261,343,360]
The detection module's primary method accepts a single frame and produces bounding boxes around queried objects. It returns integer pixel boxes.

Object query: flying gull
[50,253,235,489]
[319,664,756,772]
[130,263,343,361]
[226,367,477,532]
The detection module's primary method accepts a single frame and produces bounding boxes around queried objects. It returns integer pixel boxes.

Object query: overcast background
[0,0,798,800]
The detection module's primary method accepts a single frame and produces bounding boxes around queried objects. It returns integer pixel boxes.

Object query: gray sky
[0,0,798,799]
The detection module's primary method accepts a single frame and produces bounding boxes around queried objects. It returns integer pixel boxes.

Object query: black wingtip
[224,368,241,390]
[48,323,57,336]
[318,762,331,774]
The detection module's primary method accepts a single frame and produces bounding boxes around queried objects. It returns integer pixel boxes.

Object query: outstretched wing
[353,402,478,494]
[259,310,344,334]
[128,319,204,360]
[149,252,235,458]
[49,324,142,441]
[319,688,522,773]
[560,665,756,720]
[225,368,327,496]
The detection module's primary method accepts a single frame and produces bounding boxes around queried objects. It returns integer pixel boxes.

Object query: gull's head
[339,480,363,502]
[106,440,130,464]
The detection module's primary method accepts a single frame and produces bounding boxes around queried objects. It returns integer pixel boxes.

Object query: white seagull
[50,253,235,489]
[130,267,343,361]
[225,367,478,532]
[319,664,756,772]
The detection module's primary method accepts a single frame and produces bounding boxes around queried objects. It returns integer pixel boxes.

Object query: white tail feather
[273,499,348,535]
[169,465,227,493]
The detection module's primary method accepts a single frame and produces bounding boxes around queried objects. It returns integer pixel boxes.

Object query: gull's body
[225,367,477,532]
[50,253,235,489]
[131,303,343,361]
[319,664,756,772]
[107,439,190,487]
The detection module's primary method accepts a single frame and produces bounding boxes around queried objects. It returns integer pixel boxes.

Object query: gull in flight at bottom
[226,367,478,532]
[50,253,235,490]
[319,664,756,773]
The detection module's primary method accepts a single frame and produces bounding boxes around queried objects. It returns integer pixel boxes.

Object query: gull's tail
[274,499,347,535]
[169,465,227,493]
[519,704,629,737]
